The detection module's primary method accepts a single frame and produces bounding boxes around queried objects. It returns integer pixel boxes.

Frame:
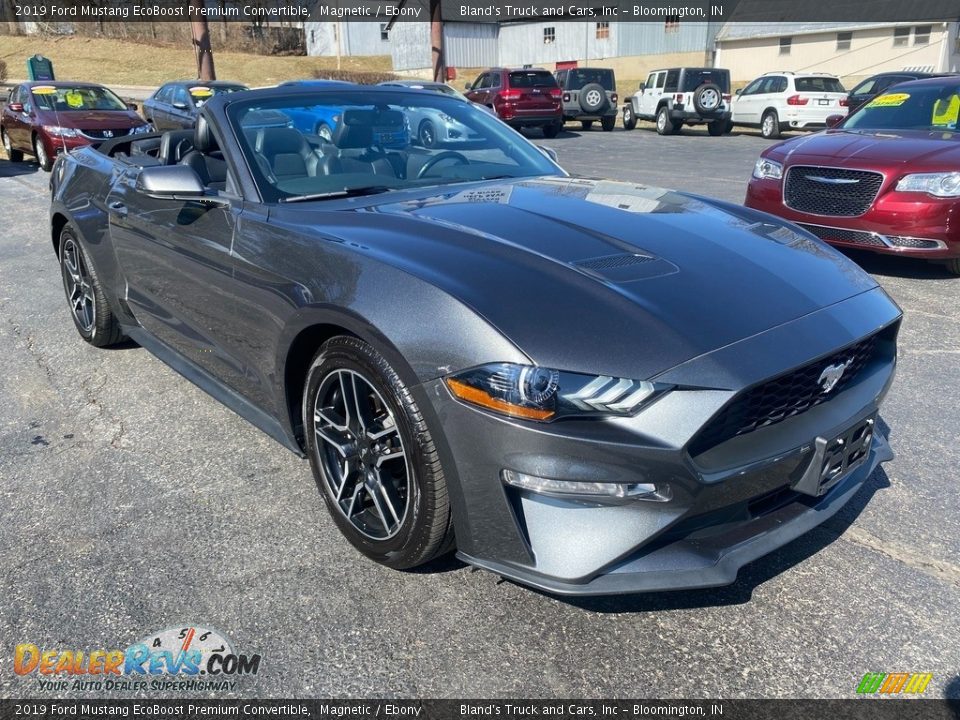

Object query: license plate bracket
[793,415,876,497]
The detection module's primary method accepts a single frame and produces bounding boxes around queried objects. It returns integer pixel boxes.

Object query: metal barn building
[304,22,393,58]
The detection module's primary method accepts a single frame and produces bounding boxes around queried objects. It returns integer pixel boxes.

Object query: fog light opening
[501,469,671,501]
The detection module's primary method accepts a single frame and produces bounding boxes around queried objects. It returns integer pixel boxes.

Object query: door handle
[108,201,128,217]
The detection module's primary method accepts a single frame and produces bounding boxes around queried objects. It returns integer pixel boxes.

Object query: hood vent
[575,253,655,270]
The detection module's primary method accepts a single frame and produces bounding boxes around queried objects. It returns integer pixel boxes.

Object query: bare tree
[190,0,217,81]
[430,0,444,82]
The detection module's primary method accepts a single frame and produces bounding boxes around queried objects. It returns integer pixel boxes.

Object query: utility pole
[430,0,444,82]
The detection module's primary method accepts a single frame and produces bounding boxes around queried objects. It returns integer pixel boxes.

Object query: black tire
[708,119,726,136]
[542,122,561,139]
[418,119,437,148]
[59,225,126,348]
[600,115,616,132]
[303,336,455,570]
[761,110,782,139]
[656,106,674,136]
[578,83,608,114]
[693,83,723,115]
[33,134,53,172]
[580,120,594,131]
[2,127,24,162]
[945,258,960,276]
[622,105,637,130]
[317,122,333,143]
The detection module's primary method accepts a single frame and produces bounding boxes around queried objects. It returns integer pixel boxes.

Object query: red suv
[745,76,960,275]
[2,81,150,171]
[465,68,563,137]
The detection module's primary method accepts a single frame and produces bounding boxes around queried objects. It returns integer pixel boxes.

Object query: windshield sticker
[31,85,57,95]
[65,90,84,108]
[867,93,910,108]
[932,95,959,128]
[189,86,214,98]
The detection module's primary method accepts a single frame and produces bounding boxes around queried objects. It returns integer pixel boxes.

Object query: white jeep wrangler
[623,67,732,136]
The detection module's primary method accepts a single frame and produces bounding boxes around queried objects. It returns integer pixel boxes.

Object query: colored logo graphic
[14,625,261,692]
[856,672,933,695]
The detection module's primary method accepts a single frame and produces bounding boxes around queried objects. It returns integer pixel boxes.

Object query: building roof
[717,22,921,42]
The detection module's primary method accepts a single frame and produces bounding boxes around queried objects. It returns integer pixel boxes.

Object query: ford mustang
[49,84,901,595]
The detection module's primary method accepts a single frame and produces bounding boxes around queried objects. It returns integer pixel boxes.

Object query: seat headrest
[332,108,408,150]
[194,114,219,154]
[159,129,195,165]
[259,128,308,157]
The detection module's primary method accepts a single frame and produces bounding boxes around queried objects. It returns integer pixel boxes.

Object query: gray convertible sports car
[49,84,901,595]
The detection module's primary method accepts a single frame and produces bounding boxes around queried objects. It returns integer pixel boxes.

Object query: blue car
[278,80,351,141]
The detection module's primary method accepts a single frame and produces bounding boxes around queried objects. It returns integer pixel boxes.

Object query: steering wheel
[417,151,469,179]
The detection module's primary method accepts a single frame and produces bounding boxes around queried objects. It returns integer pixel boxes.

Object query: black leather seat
[159,130,195,166]
[320,109,402,177]
[179,116,228,190]
[256,128,319,181]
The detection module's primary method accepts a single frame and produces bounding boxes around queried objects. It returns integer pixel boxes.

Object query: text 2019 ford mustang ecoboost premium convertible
[50,85,901,595]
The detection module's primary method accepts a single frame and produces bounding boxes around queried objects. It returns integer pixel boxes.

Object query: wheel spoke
[375,478,402,527]
[314,425,352,458]
[345,484,363,519]
[368,486,392,533]
[375,447,405,468]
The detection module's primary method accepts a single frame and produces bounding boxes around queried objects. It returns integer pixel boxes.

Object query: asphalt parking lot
[1,124,959,700]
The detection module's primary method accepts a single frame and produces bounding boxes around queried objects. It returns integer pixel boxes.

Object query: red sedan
[2,81,150,171]
[745,76,960,275]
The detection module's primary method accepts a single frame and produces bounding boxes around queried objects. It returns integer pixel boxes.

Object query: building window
[836,31,852,51]
[596,21,610,40]
[380,23,389,42]
[664,16,680,33]
[543,26,556,44]
[893,26,910,46]
[914,25,932,45]
[779,36,792,55]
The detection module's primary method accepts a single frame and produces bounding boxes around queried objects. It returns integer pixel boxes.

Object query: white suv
[730,72,847,139]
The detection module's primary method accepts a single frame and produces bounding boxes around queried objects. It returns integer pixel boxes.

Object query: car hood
[278,177,878,380]
[38,109,145,130]
[768,128,960,169]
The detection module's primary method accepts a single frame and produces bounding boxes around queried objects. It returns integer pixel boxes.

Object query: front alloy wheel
[34,134,52,172]
[59,226,125,347]
[304,336,454,569]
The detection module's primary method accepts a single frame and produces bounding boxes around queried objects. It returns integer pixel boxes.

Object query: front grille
[691,332,883,455]
[80,128,132,140]
[889,236,942,249]
[784,166,883,217]
[800,224,886,247]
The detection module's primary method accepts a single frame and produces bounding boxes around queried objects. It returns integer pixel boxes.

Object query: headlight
[43,125,79,138]
[445,363,671,422]
[753,157,783,180]
[895,172,960,198]
[131,124,153,135]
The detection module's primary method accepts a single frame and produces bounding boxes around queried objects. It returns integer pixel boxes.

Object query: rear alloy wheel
[761,111,782,139]
[59,226,125,347]
[601,116,616,132]
[304,336,454,569]
[2,128,24,162]
[33,134,53,172]
[542,122,561,139]
[656,107,674,136]
[418,119,437,148]
[622,106,637,131]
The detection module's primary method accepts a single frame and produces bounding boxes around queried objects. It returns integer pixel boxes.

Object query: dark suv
[846,71,954,113]
[554,67,618,131]
[623,67,732,136]
[465,68,563,137]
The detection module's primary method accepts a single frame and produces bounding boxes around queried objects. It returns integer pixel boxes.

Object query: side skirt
[124,326,306,458]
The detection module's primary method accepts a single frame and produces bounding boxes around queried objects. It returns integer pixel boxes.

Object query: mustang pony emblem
[818,359,853,393]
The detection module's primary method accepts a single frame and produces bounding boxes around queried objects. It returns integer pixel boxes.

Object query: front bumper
[745,176,960,259]
[417,288,900,595]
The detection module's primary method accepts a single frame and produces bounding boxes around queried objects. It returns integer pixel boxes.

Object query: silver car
[379,80,490,147]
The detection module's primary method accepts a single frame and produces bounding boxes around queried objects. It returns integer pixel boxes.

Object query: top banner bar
[1,0,959,23]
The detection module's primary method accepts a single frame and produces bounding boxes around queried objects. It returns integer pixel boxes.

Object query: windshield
[681,70,729,93]
[795,77,845,93]
[31,85,127,112]
[843,84,960,132]
[228,90,561,203]
[567,69,615,91]
[189,84,246,108]
[509,71,557,89]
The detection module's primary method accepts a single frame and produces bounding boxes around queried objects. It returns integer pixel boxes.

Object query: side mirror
[463,82,472,91]
[172,101,189,111]
[826,114,845,129]
[735,88,742,95]
[8,102,24,113]
[638,83,645,92]
[536,145,559,163]
[127,102,138,111]
[136,165,225,203]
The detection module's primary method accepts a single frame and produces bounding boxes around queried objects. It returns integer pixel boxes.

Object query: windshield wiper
[281,185,394,203]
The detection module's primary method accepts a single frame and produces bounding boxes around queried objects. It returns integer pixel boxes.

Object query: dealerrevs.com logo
[14,625,262,692]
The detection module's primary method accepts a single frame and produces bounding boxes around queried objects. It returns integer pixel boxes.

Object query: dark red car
[2,81,150,171]
[465,67,563,137]
[746,76,960,275]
